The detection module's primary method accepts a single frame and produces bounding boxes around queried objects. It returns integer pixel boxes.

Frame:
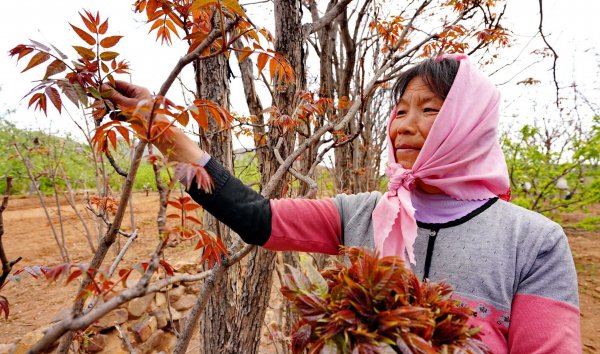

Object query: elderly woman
[107,54,580,353]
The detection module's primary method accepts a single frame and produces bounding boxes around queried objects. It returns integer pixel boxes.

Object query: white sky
[0,0,598,140]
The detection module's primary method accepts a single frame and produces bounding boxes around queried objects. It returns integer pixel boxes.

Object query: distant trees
[503,116,600,213]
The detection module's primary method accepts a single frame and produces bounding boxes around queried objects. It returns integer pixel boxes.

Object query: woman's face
[389,76,444,169]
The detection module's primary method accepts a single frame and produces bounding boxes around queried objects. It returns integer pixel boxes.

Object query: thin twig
[13,144,69,262]
[302,0,353,38]
[115,324,137,354]
[107,230,138,278]
[537,0,560,108]
[105,150,128,177]
[273,138,318,198]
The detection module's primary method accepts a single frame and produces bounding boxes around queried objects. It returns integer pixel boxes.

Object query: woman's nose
[394,112,418,136]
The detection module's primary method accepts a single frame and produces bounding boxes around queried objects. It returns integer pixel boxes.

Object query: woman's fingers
[101,81,152,108]
[112,80,152,100]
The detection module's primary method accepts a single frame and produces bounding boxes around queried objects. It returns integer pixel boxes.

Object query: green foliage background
[0,118,157,195]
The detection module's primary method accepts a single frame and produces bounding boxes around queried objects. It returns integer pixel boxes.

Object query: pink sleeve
[264,198,342,255]
[508,294,581,354]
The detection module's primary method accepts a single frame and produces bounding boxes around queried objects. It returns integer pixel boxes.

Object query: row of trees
[1,0,597,353]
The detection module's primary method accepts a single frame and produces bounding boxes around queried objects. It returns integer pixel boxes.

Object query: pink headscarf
[372,54,509,264]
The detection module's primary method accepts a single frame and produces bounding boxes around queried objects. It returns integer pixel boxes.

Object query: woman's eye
[396,110,406,117]
[423,108,439,113]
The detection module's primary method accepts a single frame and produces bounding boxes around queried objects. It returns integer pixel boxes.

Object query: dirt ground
[0,193,598,352]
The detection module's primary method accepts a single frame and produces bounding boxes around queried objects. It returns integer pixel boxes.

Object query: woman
[107,54,581,353]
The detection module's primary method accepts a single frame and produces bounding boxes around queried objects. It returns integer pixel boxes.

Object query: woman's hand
[103,80,206,165]
[103,80,153,109]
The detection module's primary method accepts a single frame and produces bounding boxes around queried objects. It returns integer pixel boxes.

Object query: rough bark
[195,46,239,353]
[235,41,268,175]
[212,1,306,353]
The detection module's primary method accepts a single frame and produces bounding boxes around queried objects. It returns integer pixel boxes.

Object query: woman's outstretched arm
[105,81,343,254]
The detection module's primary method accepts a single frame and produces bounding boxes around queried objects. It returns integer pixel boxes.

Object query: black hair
[392,58,460,102]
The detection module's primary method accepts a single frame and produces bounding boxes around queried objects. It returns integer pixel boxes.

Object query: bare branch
[263,1,460,197]
[107,230,138,278]
[115,324,137,354]
[302,0,353,39]
[13,144,69,262]
[158,19,239,97]
[538,0,560,108]
[273,138,318,198]
[0,176,22,290]
[105,149,128,177]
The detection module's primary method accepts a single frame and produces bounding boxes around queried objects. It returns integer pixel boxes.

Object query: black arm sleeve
[186,157,272,246]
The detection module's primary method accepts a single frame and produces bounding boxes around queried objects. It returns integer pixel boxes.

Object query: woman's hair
[392,58,460,102]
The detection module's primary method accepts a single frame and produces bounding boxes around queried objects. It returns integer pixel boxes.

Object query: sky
[0,0,598,141]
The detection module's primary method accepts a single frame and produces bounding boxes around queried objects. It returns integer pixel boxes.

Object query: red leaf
[164,19,180,38]
[269,55,278,79]
[183,203,200,211]
[66,269,83,284]
[100,36,123,49]
[45,263,71,282]
[167,213,180,219]
[118,268,132,287]
[167,200,182,209]
[107,130,117,151]
[43,59,67,79]
[70,23,96,45]
[8,44,34,62]
[99,51,119,61]
[80,11,97,33]
[175,110,189,127]
[257,53,268,73]
[237,47,253,63]
[185,215,202,225]
[28,93,47,115]
[98,19,109,35]
[21,51,50,73]
[115,126,130,145]
[45,86,62,113]
[159,260,175,276]
[73,46,96,60]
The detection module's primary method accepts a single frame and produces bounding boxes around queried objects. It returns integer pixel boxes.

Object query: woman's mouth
[395,144,420,152]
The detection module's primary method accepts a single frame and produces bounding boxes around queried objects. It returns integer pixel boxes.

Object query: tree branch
[273,138,318,198]
[263,1,451,197]
[302,0,353,39]
[0,176,21,290]
[537,0,560,108]
[115,324,137,354]
[158,18,239,97]
[105,149,128,177]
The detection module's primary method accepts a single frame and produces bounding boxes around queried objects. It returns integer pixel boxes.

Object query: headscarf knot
[387,165,416,196]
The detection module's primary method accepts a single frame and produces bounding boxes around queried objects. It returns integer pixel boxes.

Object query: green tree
[502,117,600,213]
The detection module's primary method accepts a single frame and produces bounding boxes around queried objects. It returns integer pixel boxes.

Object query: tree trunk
[212,1,305,353]
[195,50,239,353]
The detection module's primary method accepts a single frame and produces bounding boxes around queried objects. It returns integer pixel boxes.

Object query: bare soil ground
[0,193,598,352]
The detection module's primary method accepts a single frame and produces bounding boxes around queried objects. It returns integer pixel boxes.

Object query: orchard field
[0,193,598,352]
